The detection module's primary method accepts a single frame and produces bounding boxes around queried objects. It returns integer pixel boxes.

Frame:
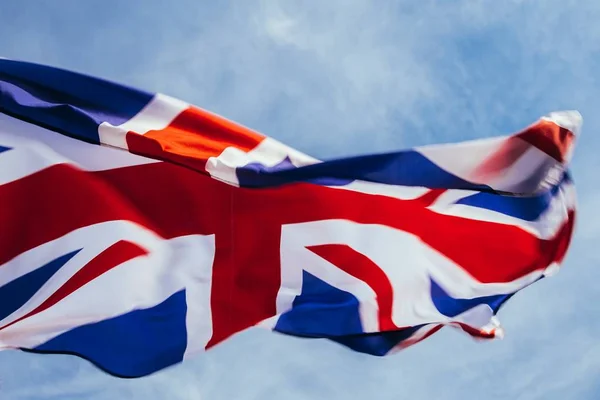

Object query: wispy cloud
[1,1,599,399]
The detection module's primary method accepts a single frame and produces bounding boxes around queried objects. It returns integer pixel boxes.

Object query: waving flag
[0,59,579,378]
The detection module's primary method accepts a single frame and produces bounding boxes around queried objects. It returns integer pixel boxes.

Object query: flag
[0,59,579,378]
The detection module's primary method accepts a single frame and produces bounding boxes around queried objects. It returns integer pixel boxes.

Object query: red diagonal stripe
[306,244,398,332]
[413,188,446,207]
[0,240,148,331]
[397,324,443,350]
[472,136,531,180]
[31,240,148,317]
[516,120,575,162]
[473,120,575,182]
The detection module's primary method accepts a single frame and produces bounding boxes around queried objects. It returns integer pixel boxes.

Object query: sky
[1,0,600,399]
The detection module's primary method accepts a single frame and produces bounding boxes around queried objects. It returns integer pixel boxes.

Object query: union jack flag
[0,59,579,377]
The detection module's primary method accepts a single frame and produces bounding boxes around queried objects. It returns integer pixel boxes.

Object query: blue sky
[1,1,600,399]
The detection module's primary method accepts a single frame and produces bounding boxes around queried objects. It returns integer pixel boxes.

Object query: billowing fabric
[0,59,579,377]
